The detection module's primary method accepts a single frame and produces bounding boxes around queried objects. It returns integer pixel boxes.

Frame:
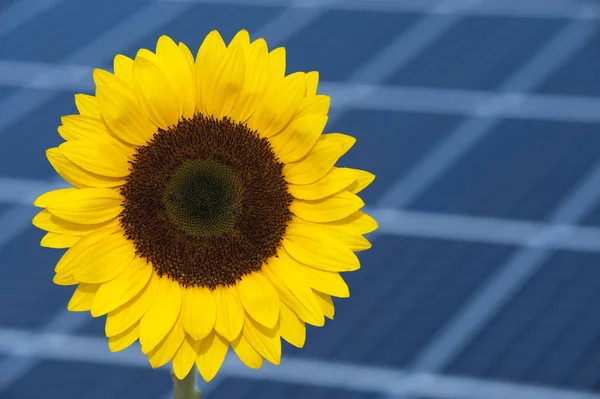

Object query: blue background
[1,0,600,398]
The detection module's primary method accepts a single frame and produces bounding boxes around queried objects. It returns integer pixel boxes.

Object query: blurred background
[1,0,600,398]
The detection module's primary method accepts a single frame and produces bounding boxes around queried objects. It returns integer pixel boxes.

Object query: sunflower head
[33,30,377,382]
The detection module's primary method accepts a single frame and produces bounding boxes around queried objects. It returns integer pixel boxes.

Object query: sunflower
[33,30,377,382]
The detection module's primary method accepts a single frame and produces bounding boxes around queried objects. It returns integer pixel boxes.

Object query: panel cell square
[387,16,565,91]
[283,10,421,82]
[408,118,600,221]
[449,250,600,392]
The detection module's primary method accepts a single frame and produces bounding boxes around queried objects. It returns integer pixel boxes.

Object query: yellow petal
[96,84,156,146]
[34,188,77,208]
[108,323,139,352]
[178,42,195,70]
[287,167,357,200]
[148,319,185,368]
[45,187,123,224]
[290,191,364,223]
[71,231,136,284]
[91,257,153,317]
[181,286,216,341]
[295,264,349,298]
[232,333,263,369]
[59,140,133,178]
[93,68,132,93]
[74,94,101,118]
[156,35,195,119]
[67,283,100,312]
[348,170,375,194]
[262,251,323,326]
[204,43,246,118]
[291,216,371,252]
[41,232,79,248]
[212,285,244,341]
[53,272,78,286]
[322,210,379,235]
[237,272,279,329]
[228,29,250,49]
[196,331,229,382]
[247,72,305,138]
[113,54,134,85]
[106,274,157,336]
[33,209,118,236]
[266,47,286,88]
[242,316,281,365]
[195,30,227,114]
[305,71,319,96]
[269,114,328,163]
[284,133,356,185]
[58,115,111,142]
[296,94,330,118]
[313,291,334,319]
[283,225,360,272]
[140,276,182,353]
[278,302,306,348]
[228,38,269,123]
[173,335,201,380]
[46,148,125,188]
[54,225,122,275]
[132,55,182,130]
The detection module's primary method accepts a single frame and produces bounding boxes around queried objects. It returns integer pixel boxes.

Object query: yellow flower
[33,30,377,381]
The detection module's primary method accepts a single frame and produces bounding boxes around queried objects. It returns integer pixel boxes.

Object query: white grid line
[155,0,600,20]
[371,208,600,253]
[376,19,599,210]
[406,160,600,373]
[365,15,600,399]
[3,59,600,124]
[0,328,599,399]
[384,20,600,399]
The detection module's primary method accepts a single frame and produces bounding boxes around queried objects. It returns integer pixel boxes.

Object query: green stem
[172,369,202,399]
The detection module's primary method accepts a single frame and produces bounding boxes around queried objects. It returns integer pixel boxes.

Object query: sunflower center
[120,115,293,289]
[163,160,244,237]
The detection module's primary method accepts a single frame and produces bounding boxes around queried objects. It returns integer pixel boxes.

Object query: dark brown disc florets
[119,114,293,289]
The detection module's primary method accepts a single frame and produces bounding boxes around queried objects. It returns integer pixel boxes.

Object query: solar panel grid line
[5,59,600,124]
[388,37,600,399]
[376,19,599,210]
[155,0,600,20]
[374,17,600,399]
[1,328,599,399]
[400,160,600,378]
[370,209,600,253]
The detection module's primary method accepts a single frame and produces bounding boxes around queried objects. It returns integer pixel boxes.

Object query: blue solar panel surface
[0,0,599,398]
